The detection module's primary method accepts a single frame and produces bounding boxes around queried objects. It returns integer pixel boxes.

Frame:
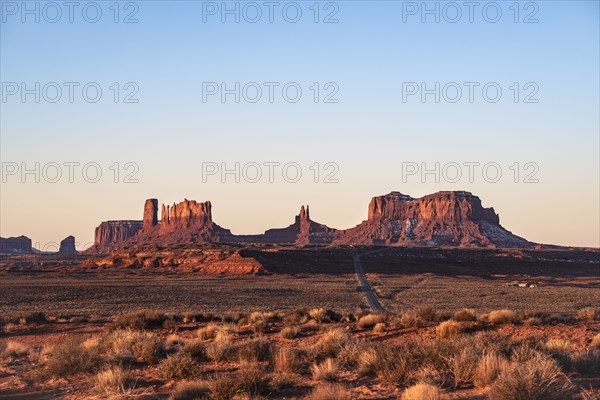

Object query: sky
[1,0,599,250]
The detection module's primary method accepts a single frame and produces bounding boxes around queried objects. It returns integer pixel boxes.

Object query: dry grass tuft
[2,341,29,359]
[112,310,166,330]
[311,358,339,382]
[577,307,599,321]
[234,338,273,363]
[95,365,134,396]
[45,338,99,377]
[400,311,420,328]
[401,383,441,400]
[310,328,350,359]
[591,334,600,349]
[274,348,305,374]
[453,308,477,322]
[447,347,478,388]
[416,306,437,322]
[488,310,516,324]
[158,352,200,380]
[170,380,210,400]
[474,353,508,389]
[489,356,575,400]
[281,325,300,339]
[196,323,218,340]
[436,320,464,338]
[309,383,353,400]
[356,314,384,330]
[373,322,386,333]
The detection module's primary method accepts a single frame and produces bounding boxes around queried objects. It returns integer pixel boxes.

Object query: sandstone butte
[87,191,532,252]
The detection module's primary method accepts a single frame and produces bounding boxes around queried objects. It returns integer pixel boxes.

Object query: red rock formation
[143,199,158,230]
[160,199,212,233]
[59,235,77,255]
[90,221,143,252]
[336,191,529,247]
[87,192,532,250]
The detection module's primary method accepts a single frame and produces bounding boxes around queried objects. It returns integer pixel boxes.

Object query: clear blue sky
[1,1,599,248]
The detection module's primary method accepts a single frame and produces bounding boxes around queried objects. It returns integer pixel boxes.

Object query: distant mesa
[59,235,78,255]
[0,235,33,254]
[86,190,533,252]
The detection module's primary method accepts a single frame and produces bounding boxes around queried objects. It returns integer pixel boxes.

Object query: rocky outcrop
[160,199,213,233]
[0,236,33,254]
[336,191,530,248]
[59,236,77,255]
[89,221,143,252]
[88,191,533,250]
[143,199,158,230]
[126,198,236,247]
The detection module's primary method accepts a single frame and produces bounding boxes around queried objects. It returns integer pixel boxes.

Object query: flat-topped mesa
[160,199,213,234]
[368,191,500,225]
[143,199,158,230]
[59,235,77,255]
[94,221,144,248]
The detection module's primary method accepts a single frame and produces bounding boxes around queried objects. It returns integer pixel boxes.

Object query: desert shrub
[356,313,384,330]
[488,310,516,324]
[196,323,218,340]
[45,338,99,377]
[182,338,208,360]
[414,366,448,388]
[208,366,270,399]
[206,334,233,362]
[474,353,508,388]
[400,311,420,328]
[591,334,600,349]
[310,328,350,359]
[269,371,299,390]
[453,308,477,322]
[234,338,273,363]
[221,311,245,324]
[112,310,166,330]
[337,339,371,369]
[250,320,268,334]
[446,347,478,388]
[2,341,29,359]
[311,358,339,382]
[95,366,133,396]
[416,306,437,322]
[373,344,413,385]
[170,380,210,400]
[308,308,330,323]
[569,349,600,375]
[14,311,47,325]
[280,326,300,339]
[511,345,544,364]
[401,383,441,400]
[543,339,578,369]
[356,347,381,376]
[285,308,310,324]
[436,320,464,338]
[472,331,511,355]
[578,307,599,321]
[309,383,353,400]
[373,322,386,333]
[163,318,178,333]
[158,352,200,380]
[274,348,305,373]
[523,317,543,326]
[131,331,163,364]
[489,356,575,400]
